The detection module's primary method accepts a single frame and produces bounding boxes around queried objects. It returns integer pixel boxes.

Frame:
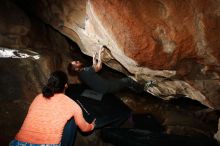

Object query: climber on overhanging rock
[62,46,136,146]
[67,46,144,94]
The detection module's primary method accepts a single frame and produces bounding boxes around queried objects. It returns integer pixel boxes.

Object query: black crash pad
[65,84,131,128]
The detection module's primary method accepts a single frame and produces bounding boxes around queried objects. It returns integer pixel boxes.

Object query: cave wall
[0,0,73,99]
[13,0,220,109]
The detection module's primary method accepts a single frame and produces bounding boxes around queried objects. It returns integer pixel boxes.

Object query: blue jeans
[61,119,77,146]
[9,139,60,146]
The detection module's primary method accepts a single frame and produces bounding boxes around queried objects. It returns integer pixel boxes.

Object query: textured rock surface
[118,92,219,137]
[14,0,220,109]
[0,0,73,93]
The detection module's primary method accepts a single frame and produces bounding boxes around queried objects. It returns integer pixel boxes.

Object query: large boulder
[14,0,220,109]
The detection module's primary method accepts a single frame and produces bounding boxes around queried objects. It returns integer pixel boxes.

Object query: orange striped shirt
[15,93,94,144]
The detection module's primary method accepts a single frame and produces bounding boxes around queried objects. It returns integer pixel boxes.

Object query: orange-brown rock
[14,0,220,109]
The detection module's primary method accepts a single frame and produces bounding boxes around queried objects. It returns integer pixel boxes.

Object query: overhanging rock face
[19,0,220,109]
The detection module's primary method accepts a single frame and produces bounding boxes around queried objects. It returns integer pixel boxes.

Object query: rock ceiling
[4,0,220,109]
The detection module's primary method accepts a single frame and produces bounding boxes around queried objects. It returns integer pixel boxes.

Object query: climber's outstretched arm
[92,47,104,72]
